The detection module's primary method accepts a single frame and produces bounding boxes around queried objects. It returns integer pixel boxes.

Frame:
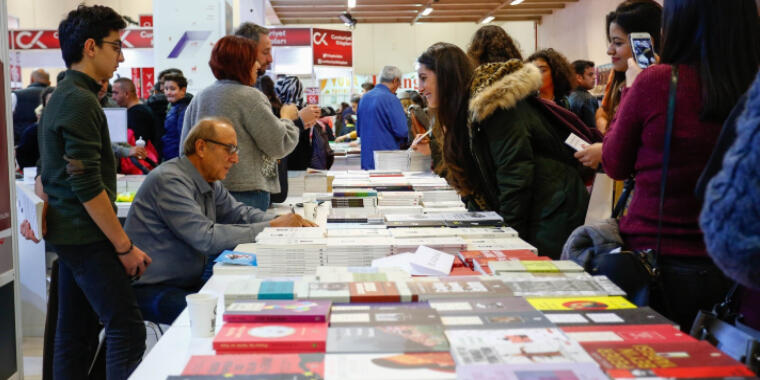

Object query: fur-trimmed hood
[469,60,543,123]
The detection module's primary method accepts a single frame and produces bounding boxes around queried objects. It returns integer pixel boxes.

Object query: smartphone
[629,32,656,69]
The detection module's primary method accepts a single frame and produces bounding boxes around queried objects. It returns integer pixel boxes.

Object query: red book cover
[449,267,480,276]
[563,324,696,344]
[459,250,545,267]
[213,323,327,353]
[182,353,324,377]
[348,282,401,303]
[452,256,465,268]
[584,341,755,378]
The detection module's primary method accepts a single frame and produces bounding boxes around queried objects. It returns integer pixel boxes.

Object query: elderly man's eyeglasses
[101,39,123,54]
[204,139,239,155]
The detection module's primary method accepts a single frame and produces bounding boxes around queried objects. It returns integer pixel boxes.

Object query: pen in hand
[408,129,432,151]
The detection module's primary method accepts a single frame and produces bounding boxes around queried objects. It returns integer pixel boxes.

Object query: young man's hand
[118,245,152,278]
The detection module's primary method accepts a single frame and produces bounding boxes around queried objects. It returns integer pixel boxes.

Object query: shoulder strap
[655,65,679,266]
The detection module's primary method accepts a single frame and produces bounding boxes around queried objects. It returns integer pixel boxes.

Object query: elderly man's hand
[270,213,318,227]
[20,220,40,243]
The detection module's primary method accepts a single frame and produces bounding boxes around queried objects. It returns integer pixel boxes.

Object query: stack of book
[373,150,413,171]
[325,237,393,267]
[214,299,331,354]
[234,239,327,277]
[390,237,467,256]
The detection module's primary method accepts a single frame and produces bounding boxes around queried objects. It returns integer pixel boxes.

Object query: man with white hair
[356,65,409,169]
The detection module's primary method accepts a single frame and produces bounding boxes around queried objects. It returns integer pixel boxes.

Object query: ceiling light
[510,0,525,5]
[348,0,356,8]
[340,12,357,27]
[480,15,495,24]
[421,7,433,16]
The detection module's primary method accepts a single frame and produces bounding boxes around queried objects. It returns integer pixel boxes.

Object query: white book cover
[444,328,595,366]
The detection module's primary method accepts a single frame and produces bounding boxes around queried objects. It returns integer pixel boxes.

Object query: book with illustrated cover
[456,362,610,380]
[542,307,676,327]
[583,341,755,378]
[562,324,695,344]
[213,323,328,353]
[324,352,456,380]
[329,303,441,326]
[181,353,324,378]
[445,328,595,365]
[526,296,637,311]
[223,300,331,323]
[326,325,450,353]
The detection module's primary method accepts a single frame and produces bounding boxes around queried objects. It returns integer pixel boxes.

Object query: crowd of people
[10,0,760,379]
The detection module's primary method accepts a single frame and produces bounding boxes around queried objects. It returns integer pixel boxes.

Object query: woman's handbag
[691,284,760,374]
[563,65,680,307]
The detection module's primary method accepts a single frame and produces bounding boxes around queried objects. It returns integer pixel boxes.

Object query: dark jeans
[229,190,270,211]
[53,240,146,380]
[133,284,200,325]
[650,255,733,332]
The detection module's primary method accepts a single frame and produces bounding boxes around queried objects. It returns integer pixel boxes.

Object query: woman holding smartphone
[574,0,662,168]
[601,0,760,330]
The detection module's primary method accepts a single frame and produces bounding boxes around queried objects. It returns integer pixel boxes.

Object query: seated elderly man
[125,117,315,324]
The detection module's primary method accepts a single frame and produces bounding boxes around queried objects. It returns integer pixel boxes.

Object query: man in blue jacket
[356,65,409,169]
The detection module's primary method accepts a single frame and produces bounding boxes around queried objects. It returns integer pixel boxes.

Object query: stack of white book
[286,171,306,196]
[254,227,325,242]
[420,189,461,203]
[325,228,390,238]
[373,150,411,171]
[464,237,538,254]
[325,237,393,267]
[234,238,328,277]
[391,237,467,256]
[377,191,422,206]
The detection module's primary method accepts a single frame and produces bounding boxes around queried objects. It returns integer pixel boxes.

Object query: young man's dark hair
[58,5,126,67]
[572,60,595,76]
[162,73,188,89]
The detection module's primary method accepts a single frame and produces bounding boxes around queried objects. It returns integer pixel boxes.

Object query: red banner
[269,28,311,47]
[305,87,320,105]
[311,28,352,67]
[141,68,155,100]
[8,29,153,50]
[139,15,153,28]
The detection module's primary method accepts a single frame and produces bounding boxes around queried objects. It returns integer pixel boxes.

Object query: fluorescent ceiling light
[421,7,433,16]
[480,15,495,24]
[348,0,356,8]
[510,0,525,5]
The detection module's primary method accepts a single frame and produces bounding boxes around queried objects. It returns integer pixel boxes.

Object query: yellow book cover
[526,296,637,311]
[521,261,560,273]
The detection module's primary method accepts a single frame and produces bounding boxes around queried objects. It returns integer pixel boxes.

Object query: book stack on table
[173,267,756,379]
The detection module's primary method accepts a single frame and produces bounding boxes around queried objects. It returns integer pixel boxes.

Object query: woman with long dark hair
[601,0,760,330]
[574,0,662,169]
[418,42,590,258]
[527,48,575,109]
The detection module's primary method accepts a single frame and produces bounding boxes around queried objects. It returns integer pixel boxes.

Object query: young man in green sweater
[38,5,151,379]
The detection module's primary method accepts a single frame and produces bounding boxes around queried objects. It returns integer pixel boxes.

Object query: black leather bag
[567,66,680,307]
[691,284,760,374]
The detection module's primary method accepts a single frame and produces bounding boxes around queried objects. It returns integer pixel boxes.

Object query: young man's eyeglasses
[101,39,123,54]
[204,139,239,155]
